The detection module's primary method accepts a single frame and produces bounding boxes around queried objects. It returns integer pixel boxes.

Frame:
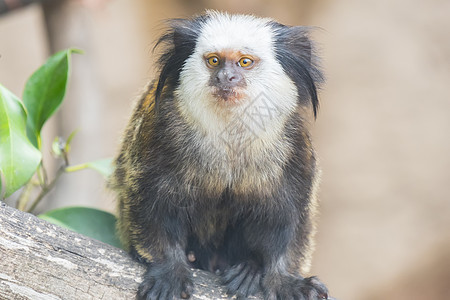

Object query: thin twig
[65,163,88,173]
[27,166,65,213]
[16,180,37,211]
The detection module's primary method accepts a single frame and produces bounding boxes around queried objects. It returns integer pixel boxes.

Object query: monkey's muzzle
[211,66,246,102]
[213,87,244,102]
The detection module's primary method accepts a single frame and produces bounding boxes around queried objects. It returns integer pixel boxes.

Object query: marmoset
[111,11,329,300]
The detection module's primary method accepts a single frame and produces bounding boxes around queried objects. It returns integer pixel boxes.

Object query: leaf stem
[64,163,89,173]
[27,166,65,213]
[26,158,94,213]
[16,179,36,211]
[37,134,42,150]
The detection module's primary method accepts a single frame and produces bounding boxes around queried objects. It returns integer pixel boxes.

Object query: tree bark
[0,203,261,299]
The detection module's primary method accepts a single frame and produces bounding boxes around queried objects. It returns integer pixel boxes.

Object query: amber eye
[238,57,254,68]
[207,56,220,67]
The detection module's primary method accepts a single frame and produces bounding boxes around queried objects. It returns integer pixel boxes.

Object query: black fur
[270,23,323,118]
[112,12,329,300]
[153,15,210,109]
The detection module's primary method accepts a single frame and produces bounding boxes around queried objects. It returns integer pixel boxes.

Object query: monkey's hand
[262,274,328,300]
[137,261,193,300]
[223,261,262,298]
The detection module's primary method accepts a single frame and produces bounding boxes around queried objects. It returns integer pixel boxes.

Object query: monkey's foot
[137,262,193,300]
[222,262,262,298]
[262,275,328,300]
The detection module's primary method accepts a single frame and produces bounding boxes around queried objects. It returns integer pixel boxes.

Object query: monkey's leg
[223,216,328,300]
[129,199,193,300]
[258,224,328,300]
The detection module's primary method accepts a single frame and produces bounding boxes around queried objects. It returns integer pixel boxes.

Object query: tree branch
[0,203,261,299]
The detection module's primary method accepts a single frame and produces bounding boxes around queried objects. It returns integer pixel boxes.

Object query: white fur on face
[175,12,298,148]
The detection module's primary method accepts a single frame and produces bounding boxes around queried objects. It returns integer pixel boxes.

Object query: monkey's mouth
[212,87,244,103]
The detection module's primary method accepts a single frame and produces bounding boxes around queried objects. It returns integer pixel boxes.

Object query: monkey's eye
[207,56,220,67]
[238,57,254,68]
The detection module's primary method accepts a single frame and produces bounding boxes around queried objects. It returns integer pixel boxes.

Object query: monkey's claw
[263,275,328,300]
[137,263,193,300]
[223,262,262,298]
[304,276,329,299]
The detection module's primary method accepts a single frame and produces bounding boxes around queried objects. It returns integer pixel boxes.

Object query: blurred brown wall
[1,0,449,299]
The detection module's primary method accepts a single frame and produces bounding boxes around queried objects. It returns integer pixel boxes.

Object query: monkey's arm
[112,87,195,299]
[223,179,327,300]
[115,155,195,299]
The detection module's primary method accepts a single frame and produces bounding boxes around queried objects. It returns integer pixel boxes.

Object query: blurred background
[1,0,449,299]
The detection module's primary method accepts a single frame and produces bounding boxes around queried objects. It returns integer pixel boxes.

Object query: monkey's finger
[137,278,155,300]
[223,263,249,288]
[180,279,193,299]
[145,287,162,300]
[238,267,261,296]
[156,287,169,300]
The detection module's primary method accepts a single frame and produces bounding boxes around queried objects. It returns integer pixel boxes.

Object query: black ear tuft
[153,15,209,109]
[270,24,323,118]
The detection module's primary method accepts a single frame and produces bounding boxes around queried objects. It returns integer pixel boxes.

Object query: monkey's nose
[216,69,243,87]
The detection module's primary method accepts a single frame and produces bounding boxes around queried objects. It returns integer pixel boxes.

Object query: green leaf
[85,158,114,178]
[0,85,42,198]
[23,48,82,148]
[38,206,123,249]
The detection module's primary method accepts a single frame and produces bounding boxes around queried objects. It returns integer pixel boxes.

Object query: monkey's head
[154,11,322,134]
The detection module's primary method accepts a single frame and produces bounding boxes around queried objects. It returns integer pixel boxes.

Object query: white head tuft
[175,11,298,141]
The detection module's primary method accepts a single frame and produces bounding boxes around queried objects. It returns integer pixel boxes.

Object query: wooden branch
[0,203,261,299]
